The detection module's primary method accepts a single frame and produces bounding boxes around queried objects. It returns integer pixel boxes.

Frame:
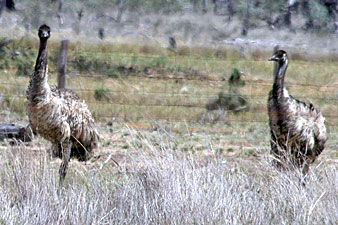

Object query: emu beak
[268,55,277,61]
[41,31,49,38]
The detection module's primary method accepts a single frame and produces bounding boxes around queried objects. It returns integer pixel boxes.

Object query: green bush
[0,56,9,70]
[94,87,111,101]
[15,53,35,77]
[206,92,248,112]
[0,38,36,76]
[206,68,248,113]
[309,0,329,27]
[228,68,245,88]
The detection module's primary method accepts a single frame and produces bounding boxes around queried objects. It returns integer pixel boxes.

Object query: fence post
[57,39,69,89]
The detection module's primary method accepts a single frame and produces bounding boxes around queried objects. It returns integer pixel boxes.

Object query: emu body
[267,50,327,175]
[27,25,99,187]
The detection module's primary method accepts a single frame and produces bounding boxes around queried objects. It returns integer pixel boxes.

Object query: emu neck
[272,59,288,99]
[30,38,50,100]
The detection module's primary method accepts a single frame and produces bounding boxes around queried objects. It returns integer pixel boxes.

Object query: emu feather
[26,25,99,187]
[267,50,327,176]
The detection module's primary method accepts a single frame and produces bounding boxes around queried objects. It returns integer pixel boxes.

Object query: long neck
[29,38,50,100]
[272,59,288,99]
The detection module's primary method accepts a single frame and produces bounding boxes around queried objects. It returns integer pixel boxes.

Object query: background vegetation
[1,0,338,46]
[0,0,337,224]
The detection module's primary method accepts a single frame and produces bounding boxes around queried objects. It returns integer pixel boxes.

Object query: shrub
[206,68,248,113]
[94,87,110,101]
[0,56,9,70]
[309,0,329,27]
[228,68,245,88]
[206,92,248,112]
[15,53,35,77]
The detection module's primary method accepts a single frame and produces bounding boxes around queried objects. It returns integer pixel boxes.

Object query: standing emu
[27,25,99,187]
[267,50,327,176]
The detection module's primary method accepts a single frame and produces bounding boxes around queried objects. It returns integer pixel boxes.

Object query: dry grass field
[0,37,337,224]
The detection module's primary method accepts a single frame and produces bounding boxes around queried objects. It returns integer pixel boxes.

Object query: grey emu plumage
[27,25,99,187]
[267,50,327,176]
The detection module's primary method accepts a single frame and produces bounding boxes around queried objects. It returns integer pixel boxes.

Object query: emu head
[38,24,51,40]
[269,50,288,64]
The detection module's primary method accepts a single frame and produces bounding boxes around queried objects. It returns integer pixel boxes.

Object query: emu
[267,50,327,177]
[27,25,99,188]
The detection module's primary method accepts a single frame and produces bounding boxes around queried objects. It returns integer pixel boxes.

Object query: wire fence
[2,77,337,127]
[2,89,337,102]
[69,49,338,64]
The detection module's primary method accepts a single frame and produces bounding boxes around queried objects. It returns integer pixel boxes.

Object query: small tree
[0,0,15,18]
[206,68,248,113]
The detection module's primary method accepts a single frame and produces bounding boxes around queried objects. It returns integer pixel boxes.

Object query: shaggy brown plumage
[27,25,99,187]
[267,50,327,176]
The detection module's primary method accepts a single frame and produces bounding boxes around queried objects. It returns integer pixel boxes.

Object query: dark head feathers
[269,49,288,63]
[38,24,51,39]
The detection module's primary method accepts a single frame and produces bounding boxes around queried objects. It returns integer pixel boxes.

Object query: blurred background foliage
[0,0,337,34]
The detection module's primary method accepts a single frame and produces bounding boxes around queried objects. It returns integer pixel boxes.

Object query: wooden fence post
[57,39,69,89]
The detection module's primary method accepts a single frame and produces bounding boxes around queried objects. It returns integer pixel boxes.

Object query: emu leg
[301,162,310,183]
[58,140,72,188]
[52,143,62,158]
[270,136,284,169]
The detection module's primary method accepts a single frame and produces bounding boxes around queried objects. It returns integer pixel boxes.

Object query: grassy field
[0,37,337,224]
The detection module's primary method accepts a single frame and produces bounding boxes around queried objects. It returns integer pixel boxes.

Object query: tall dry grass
[0,127,337,224]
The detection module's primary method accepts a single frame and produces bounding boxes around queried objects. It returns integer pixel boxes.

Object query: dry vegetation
[0,34,337,223]
[0,125,337,224]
